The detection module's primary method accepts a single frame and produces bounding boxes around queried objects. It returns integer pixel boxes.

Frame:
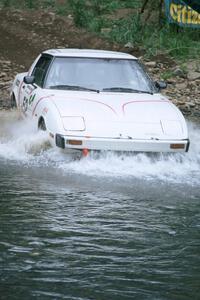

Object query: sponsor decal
[22,96,28,113]
[27,85,35,94]
[29,94,36,106]
[42,107,48,115]
[22,94,36,113]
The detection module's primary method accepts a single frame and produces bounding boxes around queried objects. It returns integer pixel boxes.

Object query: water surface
[0,111,199,299]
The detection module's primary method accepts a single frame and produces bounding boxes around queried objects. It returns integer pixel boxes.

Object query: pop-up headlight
[62,116,86,131]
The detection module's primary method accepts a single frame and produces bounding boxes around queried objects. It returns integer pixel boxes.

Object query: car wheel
[11,94,17,108]
[38,118,46,131]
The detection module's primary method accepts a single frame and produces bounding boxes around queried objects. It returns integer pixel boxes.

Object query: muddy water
[0,111,200,300]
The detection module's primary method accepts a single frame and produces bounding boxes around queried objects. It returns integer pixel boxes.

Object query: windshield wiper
[102,87,153,94]
[49,85,100,93]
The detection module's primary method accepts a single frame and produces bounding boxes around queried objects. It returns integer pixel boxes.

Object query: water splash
[57,121,200,184]
[0,110,199,184]
[0,110,51,161]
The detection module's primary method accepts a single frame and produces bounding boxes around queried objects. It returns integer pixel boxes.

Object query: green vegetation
[161,70,174,81]
[65,0,200,59]
[0,0,200,59]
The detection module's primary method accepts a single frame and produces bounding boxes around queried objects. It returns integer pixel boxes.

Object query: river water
[0,111,199,300]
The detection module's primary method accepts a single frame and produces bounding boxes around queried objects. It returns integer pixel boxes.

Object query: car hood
[51,91,188,139]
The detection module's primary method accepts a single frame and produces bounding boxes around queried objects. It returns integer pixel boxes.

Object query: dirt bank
[0,8,200,117]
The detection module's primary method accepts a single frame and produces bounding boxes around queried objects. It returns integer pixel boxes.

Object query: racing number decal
[22,96,28,112]
[22,94,36,113]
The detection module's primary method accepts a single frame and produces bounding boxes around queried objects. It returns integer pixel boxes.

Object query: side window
[32,55,52,87]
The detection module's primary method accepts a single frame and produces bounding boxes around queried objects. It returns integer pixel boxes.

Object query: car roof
[43,49,137,60]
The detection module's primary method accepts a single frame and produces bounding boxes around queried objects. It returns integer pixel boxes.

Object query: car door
[20,55,53,117]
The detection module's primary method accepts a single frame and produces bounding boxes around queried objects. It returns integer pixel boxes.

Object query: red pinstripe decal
[74,97,117,115]
[33,96,117,116]
[32,95,54,116]
[51,100,63,118]
[32,97,168,117]
[122,100,169,114]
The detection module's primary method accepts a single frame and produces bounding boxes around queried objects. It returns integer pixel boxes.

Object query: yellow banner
[170,3,200,24]
[165,0,200,27]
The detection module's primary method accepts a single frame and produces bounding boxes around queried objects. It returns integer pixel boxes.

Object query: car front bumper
[55,134,190,153]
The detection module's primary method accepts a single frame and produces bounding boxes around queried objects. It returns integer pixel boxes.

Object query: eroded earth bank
[0,9,200,117]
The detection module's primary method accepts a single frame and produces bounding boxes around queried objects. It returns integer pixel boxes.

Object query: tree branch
[141,0,150,14]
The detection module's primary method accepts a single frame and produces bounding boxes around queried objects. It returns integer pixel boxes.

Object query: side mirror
[23,76,35,85]
[155,81,167,90]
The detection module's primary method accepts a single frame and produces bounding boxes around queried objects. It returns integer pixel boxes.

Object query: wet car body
[11,49,190,153]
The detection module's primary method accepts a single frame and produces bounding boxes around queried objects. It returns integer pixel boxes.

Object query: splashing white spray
[0,111,199,184]
[0,110,51,161]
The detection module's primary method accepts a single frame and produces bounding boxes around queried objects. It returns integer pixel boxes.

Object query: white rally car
[11,49,190,154]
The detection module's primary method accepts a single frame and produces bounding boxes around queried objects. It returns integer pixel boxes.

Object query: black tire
[38,118,46,131]
[11,94,17,108]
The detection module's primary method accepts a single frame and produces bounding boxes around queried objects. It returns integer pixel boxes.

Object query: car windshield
[45,57,154,93]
